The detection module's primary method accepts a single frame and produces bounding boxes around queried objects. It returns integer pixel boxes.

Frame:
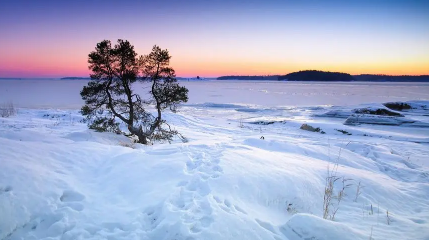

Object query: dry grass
[238,115,244,128]
[323,167,352,220]
[386,210,391,225]
[323,144,353,220]
[354,181,364,202]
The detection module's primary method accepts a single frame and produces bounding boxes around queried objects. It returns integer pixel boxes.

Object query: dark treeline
[278,70,354,81]
[217,75,280,80]
[353,74,429,82]
[217,70,429,82]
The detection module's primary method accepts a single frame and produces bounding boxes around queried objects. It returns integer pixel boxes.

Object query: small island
[278,70,354,81]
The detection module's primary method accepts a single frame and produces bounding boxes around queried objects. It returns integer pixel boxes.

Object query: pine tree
[80,40,188,144]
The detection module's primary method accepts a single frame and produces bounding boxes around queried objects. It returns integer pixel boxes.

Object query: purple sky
[1,0,428,77]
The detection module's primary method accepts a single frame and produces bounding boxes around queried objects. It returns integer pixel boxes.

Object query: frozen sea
[1,79,429,108]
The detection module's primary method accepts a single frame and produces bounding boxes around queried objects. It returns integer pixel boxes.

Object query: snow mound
[64,131,131,145]
[344,114,429,127]
[280,213,366,240]
[315,109,351,118]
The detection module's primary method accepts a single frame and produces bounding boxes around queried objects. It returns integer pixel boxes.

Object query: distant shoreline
[2,70,429,82]
[217,70,429,82]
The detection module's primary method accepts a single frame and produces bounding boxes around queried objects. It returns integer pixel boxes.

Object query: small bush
[0,102,16,118]
[323,145,352,221]
[323,166,352,220]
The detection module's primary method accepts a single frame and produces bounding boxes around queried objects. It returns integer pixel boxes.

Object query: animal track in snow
[409,218,426,224]
[139,205,166,231]
[185,146,223,179]
[10,211,77,240]
[234,205,248,214]
[361,146,429,184]
[170,144,224,234]
[60,202,84,212]
[5,188,87,239]
[255,219,277,234]
[212,196,247,215]
[0,185,12,193]
[186,176,211,196]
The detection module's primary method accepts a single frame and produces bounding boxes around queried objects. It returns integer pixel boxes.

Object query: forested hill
[216,71,352,81]
[278,70,354,81]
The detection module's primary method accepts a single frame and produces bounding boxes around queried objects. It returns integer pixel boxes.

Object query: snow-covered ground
[1,80,429,240]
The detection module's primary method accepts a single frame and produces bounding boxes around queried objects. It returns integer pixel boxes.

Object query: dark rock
[383,102,413,111]
[300,123,323,133]
[353,108,403,117]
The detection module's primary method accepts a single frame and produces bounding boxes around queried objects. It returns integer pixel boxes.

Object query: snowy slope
[1,80,429,240]
[1,101,429,240]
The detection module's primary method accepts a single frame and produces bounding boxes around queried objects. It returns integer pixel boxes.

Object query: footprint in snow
[172,145,225,234]
[60,190,85,202]
[212,196,247,215]
[183,199,214,233]
[255,219,278,235]
[0,185,12,193]
[189,217,213,233]
[186,176,211,196]
[60,202,84,212]
[409,218,426,224]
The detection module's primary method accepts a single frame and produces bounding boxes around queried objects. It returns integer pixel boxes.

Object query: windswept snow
[1,80,429,240]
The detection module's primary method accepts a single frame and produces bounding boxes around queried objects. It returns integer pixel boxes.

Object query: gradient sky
[0,0,428,78]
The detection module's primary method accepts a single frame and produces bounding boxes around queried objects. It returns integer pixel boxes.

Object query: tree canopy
[80,39,188,144]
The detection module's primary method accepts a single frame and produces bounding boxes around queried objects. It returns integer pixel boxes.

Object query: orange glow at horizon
[1,40,428,78]
[170,59,429,77]
[1,58,428,78]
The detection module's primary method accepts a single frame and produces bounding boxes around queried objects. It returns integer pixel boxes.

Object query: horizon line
[1,72,429,79]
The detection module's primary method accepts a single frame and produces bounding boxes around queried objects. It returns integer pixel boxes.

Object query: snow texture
[1,80,429,240]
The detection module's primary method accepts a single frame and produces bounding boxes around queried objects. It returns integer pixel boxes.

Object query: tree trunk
[128,126,149,145]
[138,135,148,145]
